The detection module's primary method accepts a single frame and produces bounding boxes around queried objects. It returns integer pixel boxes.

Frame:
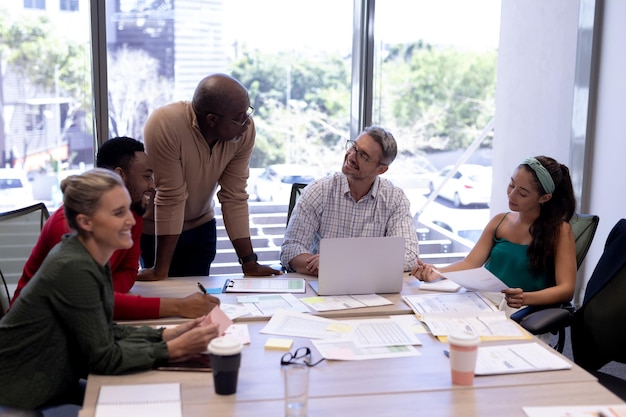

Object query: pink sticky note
[202,306,233,335]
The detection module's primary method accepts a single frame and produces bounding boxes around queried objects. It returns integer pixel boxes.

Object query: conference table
[79,273,626,416]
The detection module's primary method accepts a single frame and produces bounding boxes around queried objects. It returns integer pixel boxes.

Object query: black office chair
[286,183,308,228]
[568,219,626,400]
[571,218,626,369]
[510,213,600,352]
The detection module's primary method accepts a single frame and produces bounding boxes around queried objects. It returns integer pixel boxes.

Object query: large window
[0,0,500,249]
[0,1,94,212]
[105,0,353,178]
[373,0,500,242]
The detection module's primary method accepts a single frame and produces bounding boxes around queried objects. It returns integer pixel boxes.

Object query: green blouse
[485,237,553,291]
[0,234,169,409]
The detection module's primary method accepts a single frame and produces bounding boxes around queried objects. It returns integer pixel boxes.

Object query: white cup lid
[208,335,243,355]
[448,330,480,347]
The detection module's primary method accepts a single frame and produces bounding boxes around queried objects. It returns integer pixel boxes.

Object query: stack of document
[403,292,529,339]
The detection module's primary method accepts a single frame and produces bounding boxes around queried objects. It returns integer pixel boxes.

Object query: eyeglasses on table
[280,347,326,367]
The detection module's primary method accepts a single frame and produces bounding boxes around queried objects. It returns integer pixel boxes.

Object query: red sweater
[10,206,161,320]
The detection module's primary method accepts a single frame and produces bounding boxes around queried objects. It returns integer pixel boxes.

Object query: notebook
[95,383,181,417]
[309,236,405,296]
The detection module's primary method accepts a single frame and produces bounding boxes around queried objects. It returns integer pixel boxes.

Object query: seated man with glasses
[280,126,419,276]
[139,73,281,279]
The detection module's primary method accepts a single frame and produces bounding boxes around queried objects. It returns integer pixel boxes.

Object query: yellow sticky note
[264,338,294,351]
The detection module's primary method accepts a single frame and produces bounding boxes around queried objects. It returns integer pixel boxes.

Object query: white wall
[492,0,579,215]
[491,0,626,303]
[585,0,626,286]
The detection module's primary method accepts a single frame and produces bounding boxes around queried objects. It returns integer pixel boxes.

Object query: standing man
[280,126,420,276]
[140,74,281,279]
[11,137,220,320]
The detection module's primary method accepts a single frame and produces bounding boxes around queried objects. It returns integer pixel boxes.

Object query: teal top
[484,213,554,292]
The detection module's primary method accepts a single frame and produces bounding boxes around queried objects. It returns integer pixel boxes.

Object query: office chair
[286,183,308,228]
[0,203,50,314]
[571,218,626,370]
[510,213,600,352]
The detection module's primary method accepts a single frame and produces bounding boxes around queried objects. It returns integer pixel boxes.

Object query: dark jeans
[140,219,217,277]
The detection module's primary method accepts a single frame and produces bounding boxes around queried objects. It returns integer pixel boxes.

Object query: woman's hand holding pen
[410,259,442,282]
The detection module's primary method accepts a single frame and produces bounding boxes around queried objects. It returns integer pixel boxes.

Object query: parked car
[428,164,492,207]
[0,168,36,213]
[414,202,490,244]
[253,164,319,203]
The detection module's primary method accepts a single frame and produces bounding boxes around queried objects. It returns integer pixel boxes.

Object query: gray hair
[363,126,397,165]
[61,168,125,232]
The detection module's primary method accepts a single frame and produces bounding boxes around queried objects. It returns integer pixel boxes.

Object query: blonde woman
[0,169,219,413]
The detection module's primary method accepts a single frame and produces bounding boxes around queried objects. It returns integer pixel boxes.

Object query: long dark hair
[523,156,576,275]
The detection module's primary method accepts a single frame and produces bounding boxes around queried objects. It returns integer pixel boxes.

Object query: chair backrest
[0,203,50,314]
[572,218,626,370]
[569,213,599,306]
[570,213,599,269]
[286,183,308,228]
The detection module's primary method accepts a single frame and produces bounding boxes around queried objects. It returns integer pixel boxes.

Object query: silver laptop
[309,236,405,296]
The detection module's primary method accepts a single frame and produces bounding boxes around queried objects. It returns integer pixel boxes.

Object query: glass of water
[283,363,309,417]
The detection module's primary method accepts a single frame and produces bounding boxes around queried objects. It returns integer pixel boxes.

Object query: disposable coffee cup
[448,330,480,385]
[208,335,243,395]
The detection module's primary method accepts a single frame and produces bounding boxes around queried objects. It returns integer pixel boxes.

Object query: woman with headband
[412,156,577,311]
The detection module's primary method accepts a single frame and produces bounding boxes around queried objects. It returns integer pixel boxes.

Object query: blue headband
[522,157,555,194]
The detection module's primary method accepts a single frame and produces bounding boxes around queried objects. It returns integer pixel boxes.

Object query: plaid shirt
[280,172,419,271]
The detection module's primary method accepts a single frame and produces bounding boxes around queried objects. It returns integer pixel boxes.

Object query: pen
[197,282,208,295]
[443,349,450,358]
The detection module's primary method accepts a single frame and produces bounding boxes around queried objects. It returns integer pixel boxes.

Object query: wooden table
[79,320,623,416]
[80,383,624,417]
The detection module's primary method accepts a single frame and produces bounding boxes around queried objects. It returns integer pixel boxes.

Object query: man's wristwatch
[238,253,258,265]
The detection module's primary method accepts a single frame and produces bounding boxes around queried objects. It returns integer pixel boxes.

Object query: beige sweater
[143,101,253,241]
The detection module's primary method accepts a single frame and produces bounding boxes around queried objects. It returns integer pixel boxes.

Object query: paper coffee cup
[208,335,243,395]
[448,331,480,385]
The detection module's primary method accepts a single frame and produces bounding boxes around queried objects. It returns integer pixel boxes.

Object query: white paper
[475,342,572,375]
[403,292,498,316]
[312,339,421,361]
[236,293,310,316]
[440,267,508,292]
[349,318,422,347]
[95,383,181,417]
[418,279,461,292]
[260,310,347,339]
[300,294,392,312]
[224,323,251,344]
[421,311,527,337]
[219,303,254,320]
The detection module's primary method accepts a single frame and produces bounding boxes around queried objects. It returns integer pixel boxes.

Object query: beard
[131,200,146,216]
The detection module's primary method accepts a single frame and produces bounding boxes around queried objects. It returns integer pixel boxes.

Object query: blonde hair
[61,168,125,231]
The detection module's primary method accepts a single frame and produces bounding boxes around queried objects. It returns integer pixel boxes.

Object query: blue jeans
[141,219,217,277]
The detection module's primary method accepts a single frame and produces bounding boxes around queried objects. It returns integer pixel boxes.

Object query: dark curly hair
[522,156,576,275]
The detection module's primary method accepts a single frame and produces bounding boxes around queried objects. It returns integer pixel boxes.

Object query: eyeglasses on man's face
[280,347,325,367]
[210,106,255,127]
[345,140,384,166]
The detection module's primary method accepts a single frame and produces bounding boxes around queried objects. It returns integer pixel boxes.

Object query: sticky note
[201,306,233,335]
[264,338,294,351]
